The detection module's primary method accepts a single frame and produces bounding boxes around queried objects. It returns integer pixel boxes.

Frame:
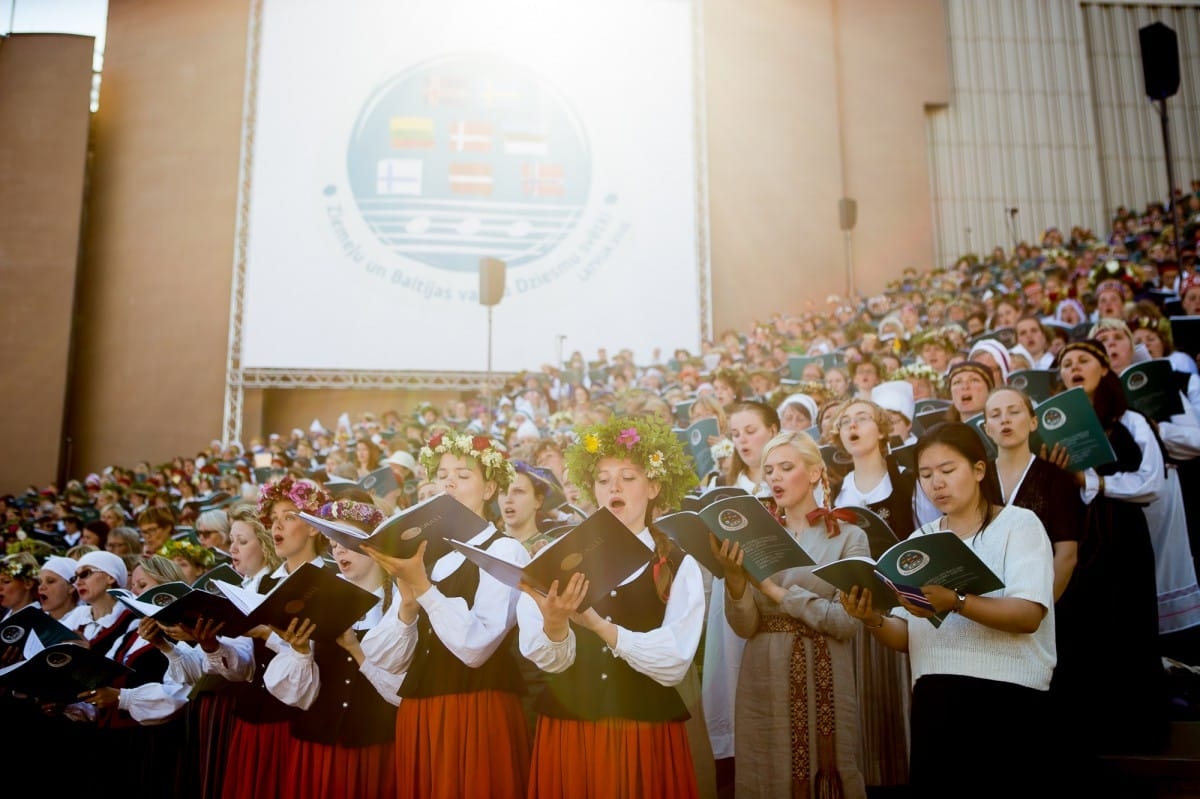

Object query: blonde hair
[760,429,841,538]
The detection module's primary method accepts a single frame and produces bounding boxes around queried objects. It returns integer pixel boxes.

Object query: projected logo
[345,54,592,274]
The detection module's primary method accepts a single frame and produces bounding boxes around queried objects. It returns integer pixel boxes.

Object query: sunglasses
[71,569,98,583]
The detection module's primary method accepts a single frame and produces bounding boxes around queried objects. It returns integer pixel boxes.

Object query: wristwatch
[953,588,968,613]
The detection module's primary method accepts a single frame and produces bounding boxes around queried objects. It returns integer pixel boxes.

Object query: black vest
[536,541,689,723]
[227,568,302,725]
[398,531,525,699]
[291,628,398,747]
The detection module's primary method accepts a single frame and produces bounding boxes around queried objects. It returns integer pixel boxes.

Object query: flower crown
[319,500,385,530]
[158,540,216,569]
[419,432,516,491]
[0,555,39,581]
[565,414,698,512]
[889,363,945,392]
[547,411,574,431]
[257,475,331,522]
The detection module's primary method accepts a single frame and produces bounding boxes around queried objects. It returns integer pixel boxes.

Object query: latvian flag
[390,117,433,149]
[376,159,422,196]
[503,128,548,157]
[424,74,469,106]
[448,121,492,153]
[449,162,493,196]
[521,163,565,198]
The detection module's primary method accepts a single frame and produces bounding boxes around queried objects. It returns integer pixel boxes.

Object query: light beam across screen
[238,0,706,372]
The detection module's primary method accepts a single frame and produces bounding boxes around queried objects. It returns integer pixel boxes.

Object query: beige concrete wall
[60,0,947,478]
[69,0,247,476]
[0,34,95,494]
[705,0,947,334]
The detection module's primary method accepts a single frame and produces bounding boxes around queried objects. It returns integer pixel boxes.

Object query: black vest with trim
[227,568,301,725]
[535,540,690,723]
[398,531,525,699]
[291,627,397,746]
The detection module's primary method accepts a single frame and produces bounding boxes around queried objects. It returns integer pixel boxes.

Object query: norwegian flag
[448,121,492,153]
[376,159,422,196]
[424,74,469,106]
[520,163,565,198]
[449,162,493,196]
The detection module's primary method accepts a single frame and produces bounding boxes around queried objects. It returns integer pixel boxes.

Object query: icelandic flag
[448,121,493,153]
[449,162,493,196]
[520,163,565,197]
[389,117,434,149]
[376,159,422,196]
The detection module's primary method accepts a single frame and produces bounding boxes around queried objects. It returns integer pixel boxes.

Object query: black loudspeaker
[1139,22,1180,101]
[838,198,857,232]
[479,257,506,306]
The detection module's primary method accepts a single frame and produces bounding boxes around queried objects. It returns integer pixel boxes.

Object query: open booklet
[1030,386,1116,471]
[299,492,490,562]
[106,562,245,630]
[833,505,900,560]
[812,530,1004,627]
[211,562,378,641]
[0,642,133,704]
[0,606,83,657]
[1121,357,1185,422]
[447,507,653,610]
[673,417,720,479]
[656,493,814,583]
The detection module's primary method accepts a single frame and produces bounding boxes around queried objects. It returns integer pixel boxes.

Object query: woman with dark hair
[1050,339,1168,774]
[720,400,781,495]
[517,414,705,797]
[841,421,1056,797]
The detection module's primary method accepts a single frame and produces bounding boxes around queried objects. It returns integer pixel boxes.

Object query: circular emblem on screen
[1127,372,1148,391]
[895,549,930,576]
[690,429,703,446]
[346,53,592,274]
[0,624,22,645]
[46,651,74,668]
[1011,375,1028,390]
[1041,408,1066,431]
[152,593,176,608]
[283,599,307,616]
[716,509,748,532]
[560,553,583,571]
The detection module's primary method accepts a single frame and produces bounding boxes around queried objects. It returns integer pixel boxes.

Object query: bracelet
[864,613,885,629]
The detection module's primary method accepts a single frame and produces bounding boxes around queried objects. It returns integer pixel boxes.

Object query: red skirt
[395,690,530,799]
[528,716,699,799]
[221,718,292,799]
[281,737,396,799]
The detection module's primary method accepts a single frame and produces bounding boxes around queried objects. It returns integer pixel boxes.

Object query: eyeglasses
[71,569,97,583]
[836,413,876,430]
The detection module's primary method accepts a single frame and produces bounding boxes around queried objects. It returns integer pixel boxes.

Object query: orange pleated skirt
[281,737,396,799]
[528,716,699,799]
[394,690,530,799]
[221,718,292,799]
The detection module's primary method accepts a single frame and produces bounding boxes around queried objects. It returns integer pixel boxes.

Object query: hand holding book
[519,571,590,644]
[361,539,433,598]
